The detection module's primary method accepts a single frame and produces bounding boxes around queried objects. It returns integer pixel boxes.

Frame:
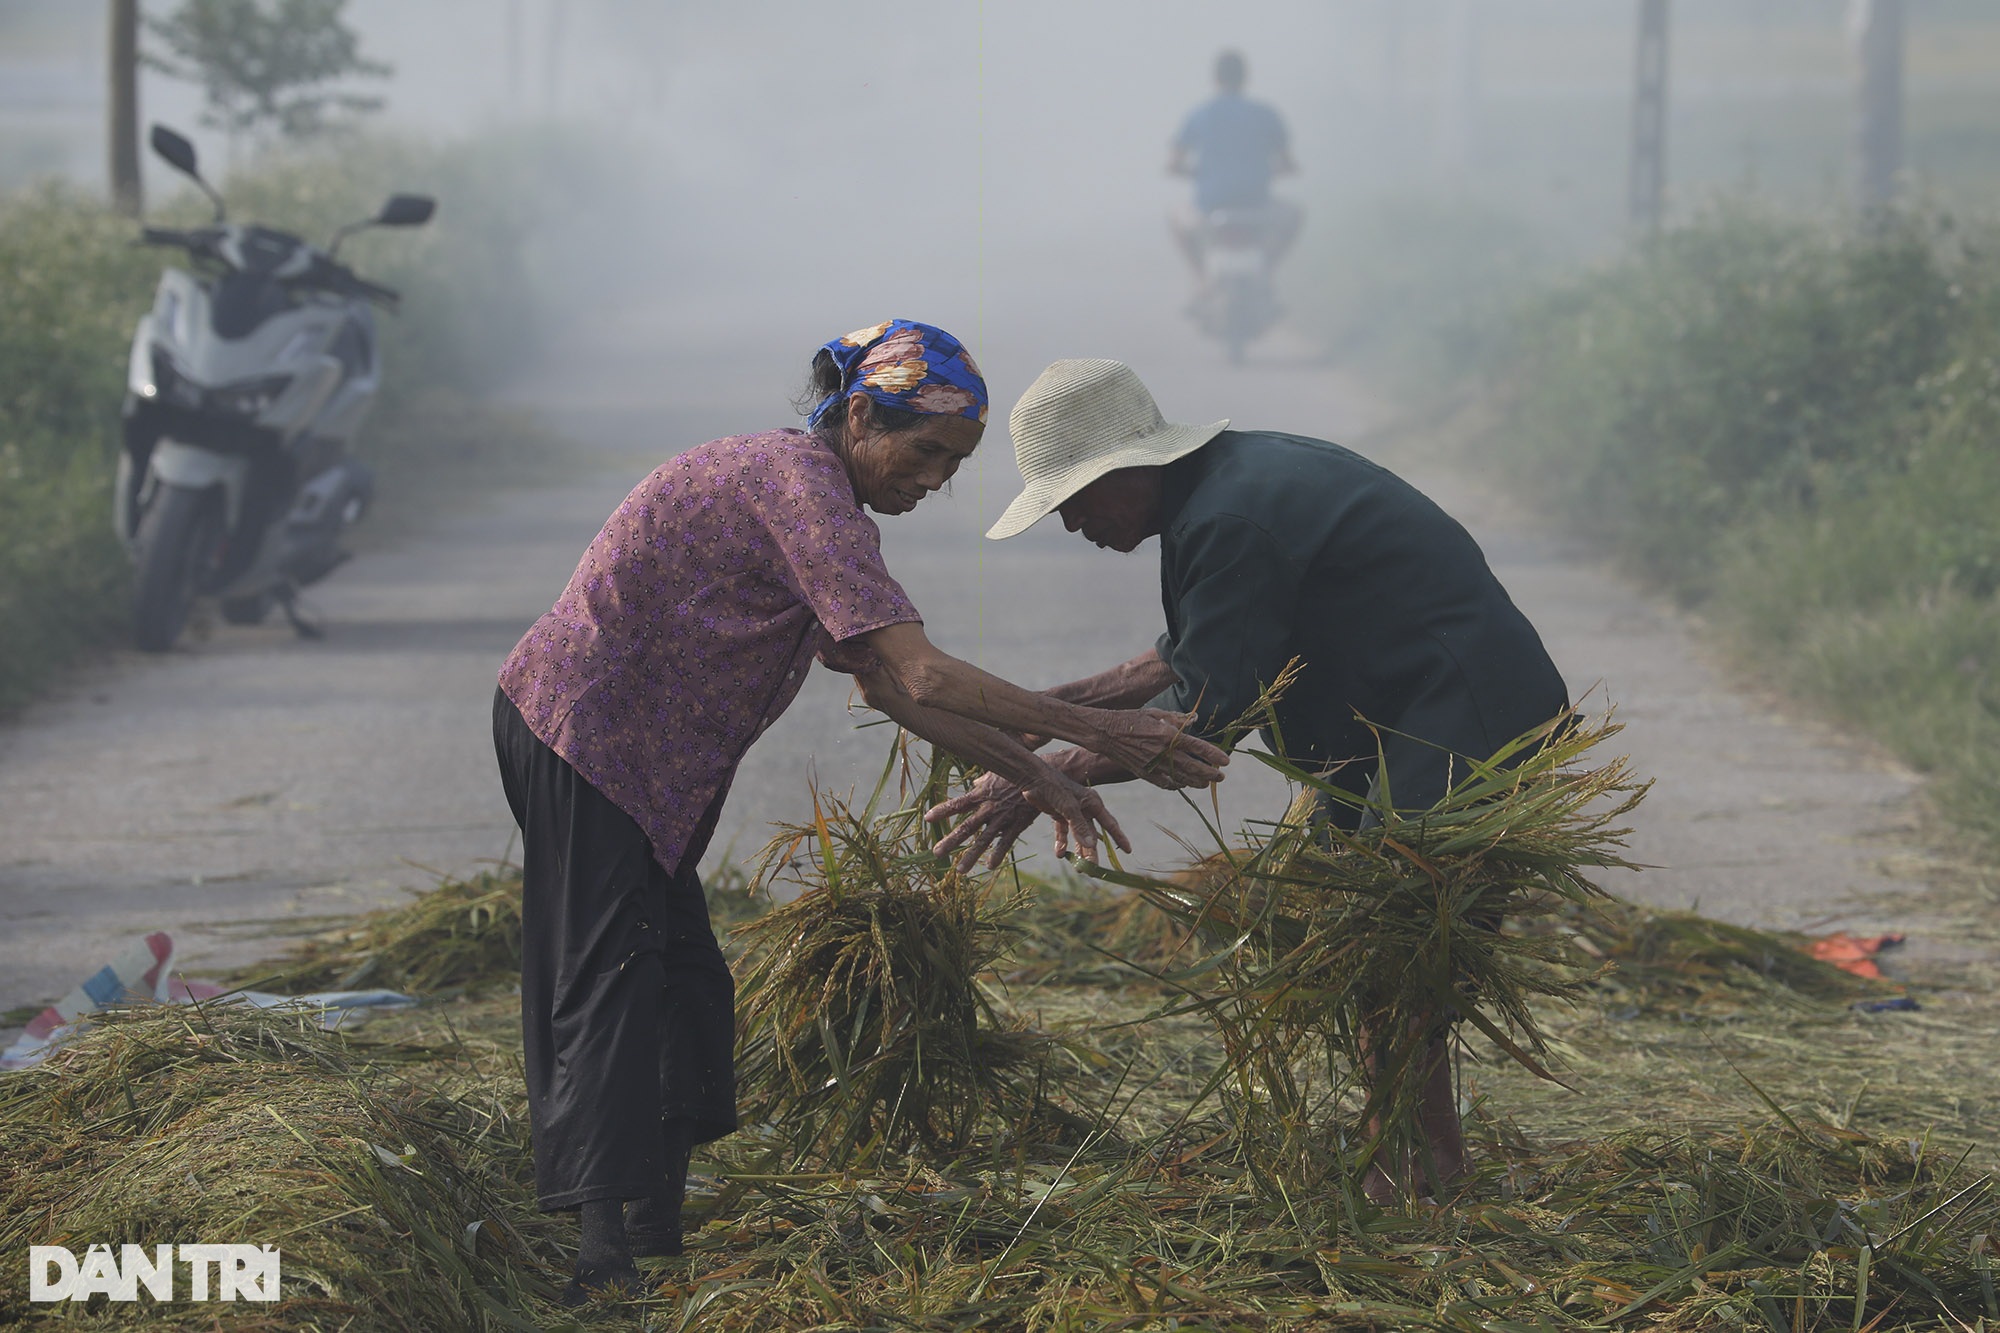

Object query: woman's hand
[926,772,1039,871]
[926,768,1129,872]
[1086,708,1230,791]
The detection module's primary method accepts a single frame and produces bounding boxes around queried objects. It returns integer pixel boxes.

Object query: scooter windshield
[211,272,296,340]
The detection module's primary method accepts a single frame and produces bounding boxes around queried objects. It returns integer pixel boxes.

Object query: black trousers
[492,686,737,1212]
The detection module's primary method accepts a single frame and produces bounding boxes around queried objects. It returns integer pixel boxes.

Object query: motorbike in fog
[116,124,434,651]
[1187,207,1285,366]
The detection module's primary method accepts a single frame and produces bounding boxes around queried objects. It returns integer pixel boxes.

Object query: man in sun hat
[926,357,1569,1200]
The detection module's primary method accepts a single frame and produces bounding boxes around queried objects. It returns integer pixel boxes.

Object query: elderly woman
[492,321,1226,1300]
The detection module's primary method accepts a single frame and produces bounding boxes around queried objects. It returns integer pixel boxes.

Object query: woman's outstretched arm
[849,663,1129,866]
[859,623,1226,790]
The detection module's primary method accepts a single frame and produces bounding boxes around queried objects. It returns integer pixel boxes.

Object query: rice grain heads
[0,1003,555,1329]
[731,792,1062,1167]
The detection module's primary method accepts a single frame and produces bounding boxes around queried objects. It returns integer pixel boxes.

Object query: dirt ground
[0,269,1963,1037]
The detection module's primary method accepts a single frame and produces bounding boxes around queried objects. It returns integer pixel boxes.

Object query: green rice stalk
[1004,876,1210,988]
[1081,706,1648,1201]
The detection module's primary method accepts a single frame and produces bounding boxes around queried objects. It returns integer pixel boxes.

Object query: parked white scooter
[116,124,434,651]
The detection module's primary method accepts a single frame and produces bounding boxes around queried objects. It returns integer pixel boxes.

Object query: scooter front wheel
[132,482,226,652]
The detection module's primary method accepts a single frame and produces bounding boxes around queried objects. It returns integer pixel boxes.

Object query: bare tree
[108,0,142,215]
[145,0,391,147]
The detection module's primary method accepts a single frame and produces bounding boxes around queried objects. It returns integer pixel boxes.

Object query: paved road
[0,271,1934,1026]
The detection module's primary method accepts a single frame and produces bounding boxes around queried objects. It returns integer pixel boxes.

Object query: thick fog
[5,0,1998,870]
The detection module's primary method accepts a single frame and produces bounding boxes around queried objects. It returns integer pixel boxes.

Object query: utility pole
[1380,0,1405,183]
[1629,0,1670,234]
[544,0,566,119]
[108,0,142,216]
[1435,0,1478,181]
[1850,0,1905,215]
[507,0,524,114]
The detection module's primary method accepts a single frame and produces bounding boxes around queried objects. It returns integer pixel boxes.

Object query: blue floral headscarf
[806,318,988,430]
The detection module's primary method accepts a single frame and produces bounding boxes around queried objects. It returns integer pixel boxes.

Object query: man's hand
[1088,708,1230,791]
[926,769,1129,873]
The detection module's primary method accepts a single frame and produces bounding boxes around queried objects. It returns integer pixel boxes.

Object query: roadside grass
[1454,200,2000,854]
[0,132,581,715]
[0,188,163,714]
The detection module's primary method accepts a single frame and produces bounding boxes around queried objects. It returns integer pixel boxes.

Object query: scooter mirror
[149,125,199,178]
[375,194,436,228]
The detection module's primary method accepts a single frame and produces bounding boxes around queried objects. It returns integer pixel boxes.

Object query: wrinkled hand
[1089,708,1230,791]
[926,772,1040,872]
[925,769,1131,873]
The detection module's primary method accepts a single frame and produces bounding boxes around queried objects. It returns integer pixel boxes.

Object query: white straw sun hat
[985,359,1229,540]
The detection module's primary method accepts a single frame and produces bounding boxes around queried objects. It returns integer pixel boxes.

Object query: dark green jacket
[1149,431,1566,804]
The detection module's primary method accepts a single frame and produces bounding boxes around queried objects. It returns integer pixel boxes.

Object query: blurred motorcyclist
[1169,49,1301,286]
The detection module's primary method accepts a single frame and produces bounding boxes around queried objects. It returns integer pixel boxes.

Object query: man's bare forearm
[1002,650,1181,751]
[1041,649,1181,711]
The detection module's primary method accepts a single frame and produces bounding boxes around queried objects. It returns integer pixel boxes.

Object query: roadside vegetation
[1480,204,2000,850]
[1300,191,2000,854]
[0,191,160,712]
[0,133,572,715]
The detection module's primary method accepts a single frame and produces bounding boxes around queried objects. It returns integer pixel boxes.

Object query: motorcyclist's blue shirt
[1175,93,1289,211]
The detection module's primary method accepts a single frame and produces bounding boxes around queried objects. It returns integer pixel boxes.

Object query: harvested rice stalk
[231,868,525,997]
[1005,875,1205,986]
[240,861,772,999]
[666,1113,1999,1331]
[0,1003,557,1328]
[1083,709,1647,1199]
[731,789,1058,1166]
[1542,895,1892,1013]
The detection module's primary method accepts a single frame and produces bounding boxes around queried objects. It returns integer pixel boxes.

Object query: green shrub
[0,187,159,710]
[1498,203,1973,597]
[1479,202,2000,843]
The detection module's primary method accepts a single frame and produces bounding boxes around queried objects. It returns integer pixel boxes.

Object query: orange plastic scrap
[1805,931,1905,979]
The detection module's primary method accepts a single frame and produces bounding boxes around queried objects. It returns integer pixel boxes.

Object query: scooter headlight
[212,374,291,418]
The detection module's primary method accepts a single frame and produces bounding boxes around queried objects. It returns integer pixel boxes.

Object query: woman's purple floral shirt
[499,429,920,873]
